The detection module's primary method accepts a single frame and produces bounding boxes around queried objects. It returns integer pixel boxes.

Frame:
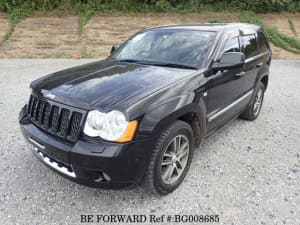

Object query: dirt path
[0,12,299,59]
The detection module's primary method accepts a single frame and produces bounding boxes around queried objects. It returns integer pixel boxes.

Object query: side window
[241,34,258,59]
[224,37,240,53]
[257,31,269,53]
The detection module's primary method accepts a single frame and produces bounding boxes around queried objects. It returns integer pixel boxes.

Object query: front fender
[126,71,208,141]
[137,93,207,142]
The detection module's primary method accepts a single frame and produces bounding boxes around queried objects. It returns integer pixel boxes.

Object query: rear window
[257,31,269,53]
[241,34,258,59]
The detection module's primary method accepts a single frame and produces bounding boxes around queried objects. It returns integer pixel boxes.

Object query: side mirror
[212,52,245,70]
[110,45,119,55]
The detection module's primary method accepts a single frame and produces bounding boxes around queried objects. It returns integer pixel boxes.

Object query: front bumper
[19,106,154,188]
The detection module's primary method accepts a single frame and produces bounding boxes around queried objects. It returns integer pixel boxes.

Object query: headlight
[83,110,137,142]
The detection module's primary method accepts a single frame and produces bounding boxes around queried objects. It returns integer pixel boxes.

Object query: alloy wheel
[160,134,190,185]
[253,88,263,117]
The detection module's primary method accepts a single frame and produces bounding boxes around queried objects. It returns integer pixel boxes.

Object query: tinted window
[241,34,258,59]
[257,31,269,53]
[224,37,240,53]
[112,30,216,67]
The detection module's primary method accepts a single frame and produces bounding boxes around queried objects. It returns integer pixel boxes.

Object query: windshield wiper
[161,63,197,70]
[115,59,143,63]
[113,59,197,70]
[145,62,198,70]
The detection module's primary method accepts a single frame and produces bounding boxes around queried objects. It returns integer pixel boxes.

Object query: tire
[143,120,194,195]
[240,82,265,121]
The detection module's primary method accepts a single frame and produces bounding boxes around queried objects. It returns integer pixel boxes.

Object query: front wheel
[240,82,265,121]
[143,120,194,195]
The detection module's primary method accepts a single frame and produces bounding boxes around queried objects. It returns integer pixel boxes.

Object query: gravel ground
[0,59,299,225]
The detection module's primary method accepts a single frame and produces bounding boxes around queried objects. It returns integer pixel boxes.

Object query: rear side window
[241,34,258,59]
[257,31,269,53]
[224,37,240,53]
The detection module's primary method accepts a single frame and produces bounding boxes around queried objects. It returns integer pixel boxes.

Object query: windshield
[110,29,216,68]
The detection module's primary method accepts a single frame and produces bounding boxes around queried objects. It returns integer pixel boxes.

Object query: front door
[206,36,248,132]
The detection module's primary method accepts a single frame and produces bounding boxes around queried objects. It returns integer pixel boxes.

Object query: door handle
[256,62,263,68]
[236,71,245,76]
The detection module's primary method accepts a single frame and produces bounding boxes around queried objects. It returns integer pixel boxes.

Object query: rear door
[256,30,272,78]
[239,34,261,93]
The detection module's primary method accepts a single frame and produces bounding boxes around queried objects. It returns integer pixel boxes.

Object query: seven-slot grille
[27,95,85,142]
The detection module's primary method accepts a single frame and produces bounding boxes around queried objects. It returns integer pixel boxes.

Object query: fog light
[103,172,111,182]
[94,171,111,183]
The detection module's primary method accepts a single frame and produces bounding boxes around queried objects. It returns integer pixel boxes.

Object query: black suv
[19,23,271,195]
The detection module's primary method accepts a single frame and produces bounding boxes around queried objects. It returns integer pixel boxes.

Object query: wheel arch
[139,96,207,147]
[260,75,269,90]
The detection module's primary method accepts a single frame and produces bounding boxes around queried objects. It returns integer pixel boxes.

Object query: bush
[0,0,299,13]
[155,0,172,12]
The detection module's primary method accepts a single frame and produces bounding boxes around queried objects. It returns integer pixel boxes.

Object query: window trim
[240,34,259,59]
[257,31,270,54]
[222,36,241,55]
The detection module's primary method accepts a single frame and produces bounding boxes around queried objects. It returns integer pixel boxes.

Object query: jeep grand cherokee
[19,23,271,195]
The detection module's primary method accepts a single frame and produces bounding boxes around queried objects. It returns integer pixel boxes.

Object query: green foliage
[229,0,299,13]
[240,11,264,26]
[0,0,299,13]
[0,27,14,44]
[77,3,94,36]
[7,5,32,25]
[79,45,92,58]
[155,0,172,12]
[0,3,33,45]
[209,19,229,23]
[288,18,297,36]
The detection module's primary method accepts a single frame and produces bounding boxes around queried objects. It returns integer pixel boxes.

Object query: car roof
[147,23,261,34]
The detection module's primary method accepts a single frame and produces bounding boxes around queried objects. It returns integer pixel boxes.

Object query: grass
[0,6,32,45]
[79,46,92,58]
[77,3,94,36]
[209,19,230,23]
[288,17,297,36]
[180,14,186,23]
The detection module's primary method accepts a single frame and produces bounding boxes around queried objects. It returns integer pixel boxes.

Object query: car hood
[31,60,195,111]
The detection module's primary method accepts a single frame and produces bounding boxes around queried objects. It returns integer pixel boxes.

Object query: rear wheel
[240,82,265,121]
[143,120,194,195]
